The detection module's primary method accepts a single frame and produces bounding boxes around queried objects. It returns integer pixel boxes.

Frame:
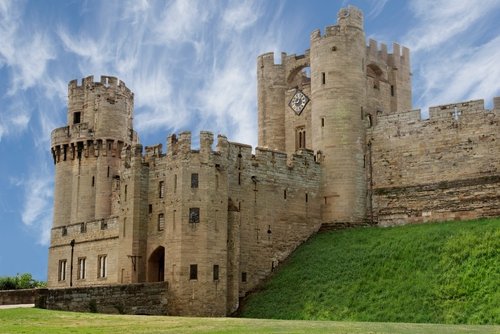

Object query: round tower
[51,75,135,228]
[257,52,286,151]
[310,6,367,224]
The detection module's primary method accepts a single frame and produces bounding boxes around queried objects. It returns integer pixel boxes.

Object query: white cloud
[405,0,500,52]
[403,0,500,114]
[153,0,215,44]
[0,97,31,142]
[221,0,260,34]
[367,0,388,19]
[15,163,54,246]
[0,0,55,94]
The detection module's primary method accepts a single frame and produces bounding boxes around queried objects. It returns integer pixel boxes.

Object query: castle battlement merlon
[68,75,133,97]
[310,6,364,41]
[367,39,409,68]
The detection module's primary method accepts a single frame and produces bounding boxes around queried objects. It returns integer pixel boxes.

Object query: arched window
[296,126,306,150]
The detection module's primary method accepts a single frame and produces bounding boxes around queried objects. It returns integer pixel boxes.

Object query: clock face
[289,90,309,115]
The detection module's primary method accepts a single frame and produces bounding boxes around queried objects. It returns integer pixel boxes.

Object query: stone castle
[47,7,499,316]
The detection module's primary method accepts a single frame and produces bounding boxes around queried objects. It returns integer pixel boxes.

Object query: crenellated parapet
[372,98,499,135]
[68,75,133,103]
[310,6,363,41]
[366,40,410,70]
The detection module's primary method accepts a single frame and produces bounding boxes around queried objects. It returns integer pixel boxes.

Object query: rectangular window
[391,85,395,96]
[322,72,326,84]
[58,260,67,281]
[158,213,165,231]
[296,127,306,150]
[77,258,86,280]
[101,220,108,230]
[174,175,177,193]
[213,264,219,281]
[189,208,200,224]
[62,226,67,236]
[107,166,110,178]
[191,173,199,188]
[124,185,127,202]
[80,223,86,233]
[98,255,107,278]
[148,204,153,214]
[73,112,81,124]
[189,264,198,280]
[321,118,325,127]
[159,181,165,198]
[241,272,247,283]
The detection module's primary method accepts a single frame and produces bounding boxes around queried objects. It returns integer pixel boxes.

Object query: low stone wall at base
[0,288,40,305]
[37,282,168,315]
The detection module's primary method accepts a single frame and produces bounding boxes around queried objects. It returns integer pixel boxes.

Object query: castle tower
[50,76,134,228]
[310,7,367,223]
[257,52,286,151]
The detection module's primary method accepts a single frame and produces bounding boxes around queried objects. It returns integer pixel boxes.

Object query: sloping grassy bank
[240,218,499,324]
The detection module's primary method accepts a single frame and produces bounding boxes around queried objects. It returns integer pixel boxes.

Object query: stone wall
[369,98,500,225]
[0,289,39,305]
[39,282,168,315]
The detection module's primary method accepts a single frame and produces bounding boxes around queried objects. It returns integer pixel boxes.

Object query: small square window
[190,264,198,280]
[189,208,200,224]
[101,220,108,230]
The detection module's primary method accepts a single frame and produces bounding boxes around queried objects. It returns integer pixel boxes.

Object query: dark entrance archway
[147,246,165,282]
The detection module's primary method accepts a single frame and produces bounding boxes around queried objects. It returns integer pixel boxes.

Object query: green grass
[240,218,500,325]
[0,308,498,334]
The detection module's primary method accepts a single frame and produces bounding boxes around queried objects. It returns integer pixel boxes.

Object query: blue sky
[0,0,499,281]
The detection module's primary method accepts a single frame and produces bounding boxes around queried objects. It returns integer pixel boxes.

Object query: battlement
[374,98,499,131]
[68,75,133,97]
[311,6,363,40]
[134,131,320,174]
[367,39,410,68]
[257,52,287,67]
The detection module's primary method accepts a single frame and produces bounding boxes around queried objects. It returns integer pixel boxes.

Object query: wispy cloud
[403,0,500,113]
[13,163,54,246]
[405,0,500,52]
[367,0,388,19]
[0,0,55,94]
[0,97,31,142]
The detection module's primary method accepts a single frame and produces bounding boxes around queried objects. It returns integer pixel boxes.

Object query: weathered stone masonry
[46,6,499,316]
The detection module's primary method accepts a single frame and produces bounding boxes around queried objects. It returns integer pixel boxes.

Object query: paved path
[0,304,34,309]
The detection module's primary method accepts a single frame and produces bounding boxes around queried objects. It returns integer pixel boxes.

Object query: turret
[51,76,135,228]
[257,52,286,151]
[310,6,367,223]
